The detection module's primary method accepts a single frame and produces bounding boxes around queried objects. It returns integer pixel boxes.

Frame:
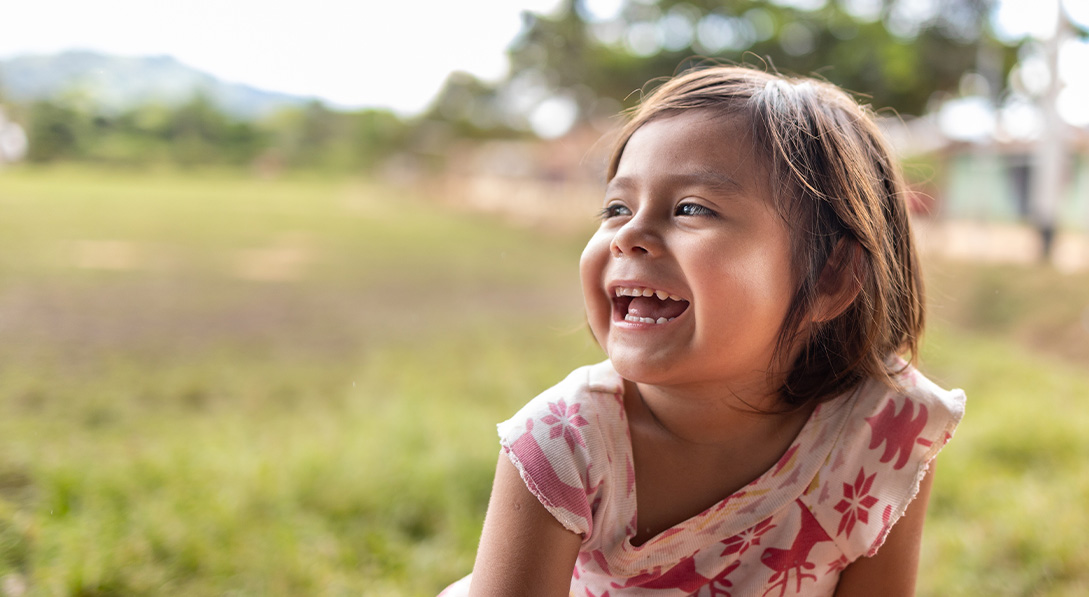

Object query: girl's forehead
[616,110,768,182]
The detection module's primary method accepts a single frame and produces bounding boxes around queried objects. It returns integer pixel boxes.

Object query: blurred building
[882,106,1089,271]
[937,136,1089,227]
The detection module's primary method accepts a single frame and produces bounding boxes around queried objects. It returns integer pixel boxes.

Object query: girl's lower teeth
[625,314,674,324]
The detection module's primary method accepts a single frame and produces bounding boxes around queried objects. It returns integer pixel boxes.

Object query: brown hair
[607,66,924,406]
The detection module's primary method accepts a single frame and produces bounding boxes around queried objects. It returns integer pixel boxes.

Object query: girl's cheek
[579,236,608,285]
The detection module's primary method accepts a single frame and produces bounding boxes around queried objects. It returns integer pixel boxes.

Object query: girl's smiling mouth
[611,286,690,324]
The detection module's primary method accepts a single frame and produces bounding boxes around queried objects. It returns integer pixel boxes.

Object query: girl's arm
[833,466,935,597]
[468,453,582,597]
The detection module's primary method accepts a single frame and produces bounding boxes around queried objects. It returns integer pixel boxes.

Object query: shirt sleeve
[808,369,966,560]
[497,366,607,538]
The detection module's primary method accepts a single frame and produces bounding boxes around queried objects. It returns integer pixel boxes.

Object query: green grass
[0,166,1086,595]
[919,328,1089,596]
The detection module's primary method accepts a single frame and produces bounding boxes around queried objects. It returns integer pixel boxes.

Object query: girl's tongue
[622,296,689,321]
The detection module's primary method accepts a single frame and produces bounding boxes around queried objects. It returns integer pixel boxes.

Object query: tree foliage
[498,0,1019,125]
[23,100,86,162]
[8,0,1053,170]
[16,94,412,171]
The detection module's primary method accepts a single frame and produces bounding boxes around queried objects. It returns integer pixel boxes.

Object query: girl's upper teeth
[614,286,684,301]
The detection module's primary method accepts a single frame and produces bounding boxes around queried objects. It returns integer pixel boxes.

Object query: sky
[3,0,1087,120]
[2,0,563,115]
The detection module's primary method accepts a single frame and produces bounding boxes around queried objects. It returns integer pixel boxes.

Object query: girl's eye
[676,203,716,217]
[599,203,631,219]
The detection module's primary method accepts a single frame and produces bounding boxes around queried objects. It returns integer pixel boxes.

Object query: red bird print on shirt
[610,555,711,592]
[760,500,833,596]
[865,398,929,470]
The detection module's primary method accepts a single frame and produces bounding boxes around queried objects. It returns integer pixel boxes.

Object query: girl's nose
[610,217,660,257]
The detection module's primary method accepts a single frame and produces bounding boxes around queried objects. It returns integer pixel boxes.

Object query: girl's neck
[623,378,817,544]
[628,379,808,447]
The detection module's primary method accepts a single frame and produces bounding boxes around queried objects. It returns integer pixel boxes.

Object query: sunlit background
[1,1,1088,595]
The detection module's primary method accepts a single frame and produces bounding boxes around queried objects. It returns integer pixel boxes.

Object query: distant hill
[0,50,315,120]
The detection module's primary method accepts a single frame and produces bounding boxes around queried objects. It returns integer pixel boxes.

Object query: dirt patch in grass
[925,257,1089,365]
[0,274,585,362]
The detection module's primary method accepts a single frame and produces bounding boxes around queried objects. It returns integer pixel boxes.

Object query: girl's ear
[812,238,862,323]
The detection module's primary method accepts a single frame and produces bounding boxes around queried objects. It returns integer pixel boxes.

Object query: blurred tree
[294,101,342,165]
[500,0,1020,129]
[261,101,410,171]
[164,94,265,166]
[424,71,525,139]
[24,100,88,162]
[22,94,268,167]
[351,108,412,168]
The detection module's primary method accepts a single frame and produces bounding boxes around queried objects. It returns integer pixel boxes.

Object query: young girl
[441,66,965,596]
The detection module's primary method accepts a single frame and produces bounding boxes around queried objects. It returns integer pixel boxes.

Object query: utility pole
[1030,2,1071,262]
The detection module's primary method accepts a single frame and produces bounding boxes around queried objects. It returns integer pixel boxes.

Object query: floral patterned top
[440,360,965,597]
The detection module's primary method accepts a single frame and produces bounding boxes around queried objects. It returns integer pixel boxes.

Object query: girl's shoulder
[803,362,965,561]
[855,363,967,464]
[498,360,627,442]
[885,360,967,414]
[495,361,630,538]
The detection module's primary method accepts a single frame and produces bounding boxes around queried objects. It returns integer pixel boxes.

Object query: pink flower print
[721,517,777,557]
[541,399,589,452]
[834,468,879,539]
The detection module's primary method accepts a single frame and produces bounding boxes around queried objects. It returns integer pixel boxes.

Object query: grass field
[0,166,1087,596]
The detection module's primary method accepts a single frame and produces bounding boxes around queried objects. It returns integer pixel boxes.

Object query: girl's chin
[606,352,678,384]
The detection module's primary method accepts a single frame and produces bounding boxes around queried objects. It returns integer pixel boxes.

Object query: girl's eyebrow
[604,176,637,196]
[674,169,745,194]
[606,170,746,196]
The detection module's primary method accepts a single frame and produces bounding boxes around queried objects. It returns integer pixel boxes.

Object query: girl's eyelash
[676,203,717,217]
[599,204,629,219]
[599,203,716,219]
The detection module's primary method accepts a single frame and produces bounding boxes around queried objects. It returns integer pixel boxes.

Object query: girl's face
[580,110,798,397]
